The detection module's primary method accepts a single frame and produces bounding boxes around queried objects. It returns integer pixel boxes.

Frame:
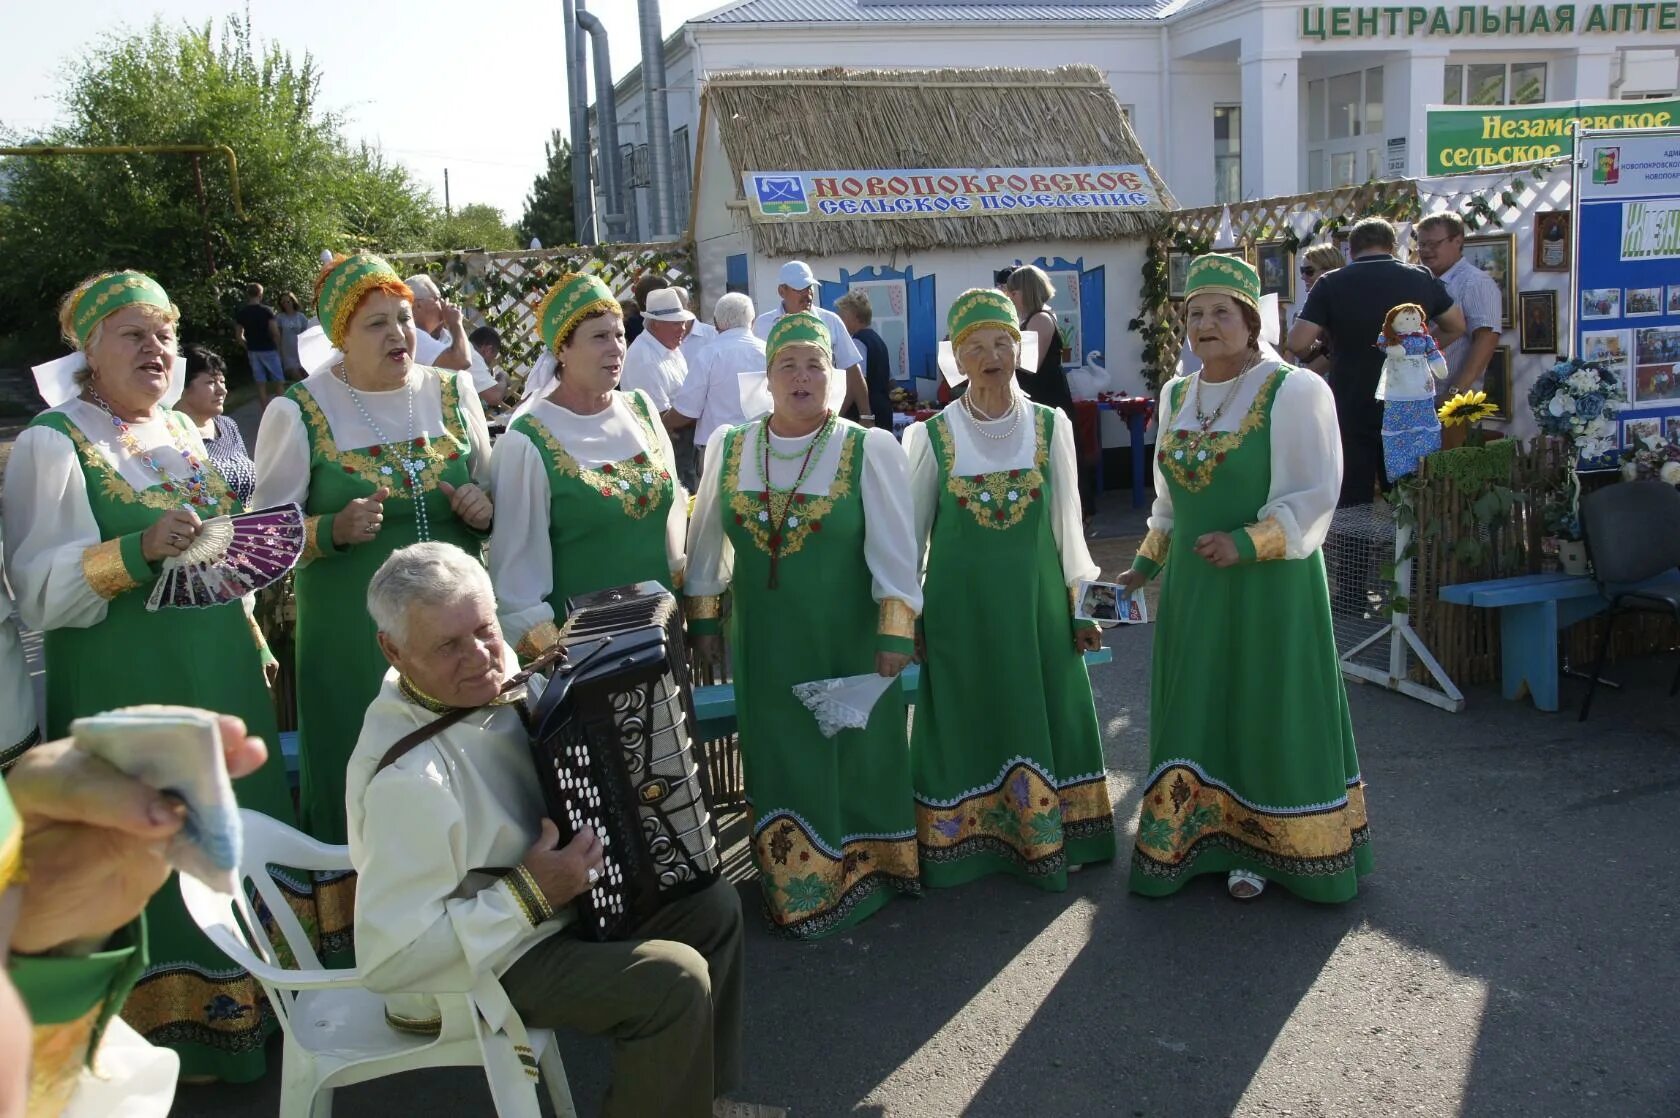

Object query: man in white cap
[751,261,874,426]
[622,287,699,486]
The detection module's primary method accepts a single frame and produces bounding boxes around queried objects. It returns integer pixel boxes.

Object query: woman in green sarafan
[904,289,1115,891]
[490,273,687,660]
[250,253,494,952]
[1121,254,1370,903]
[686,312,923,938]
[2,271,296,1082]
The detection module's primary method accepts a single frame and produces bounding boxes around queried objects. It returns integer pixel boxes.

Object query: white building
[591,0,1679,235]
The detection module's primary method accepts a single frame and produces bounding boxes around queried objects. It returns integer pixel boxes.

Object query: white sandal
[1227,869,1266,900]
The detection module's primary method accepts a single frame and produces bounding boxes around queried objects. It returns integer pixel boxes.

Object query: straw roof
[701,64,1176,258]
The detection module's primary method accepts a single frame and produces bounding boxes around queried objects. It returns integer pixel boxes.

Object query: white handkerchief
[791,673,897,739]
[72,706,241,893]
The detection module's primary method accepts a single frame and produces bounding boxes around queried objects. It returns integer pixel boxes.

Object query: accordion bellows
[529,583,722,940]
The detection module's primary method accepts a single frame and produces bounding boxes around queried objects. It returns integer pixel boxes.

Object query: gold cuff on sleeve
[302,515,330,562]
[81,539,138,601]
[878,597,917,640]
[1137,528,1172,566]
[1243,517,1288,562]
[516,621,563,663]
[685,595,722,622]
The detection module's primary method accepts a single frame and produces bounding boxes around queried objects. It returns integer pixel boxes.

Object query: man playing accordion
[344,542,781,1118]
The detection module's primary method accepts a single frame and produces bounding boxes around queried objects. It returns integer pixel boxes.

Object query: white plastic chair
[179,809,577,1118]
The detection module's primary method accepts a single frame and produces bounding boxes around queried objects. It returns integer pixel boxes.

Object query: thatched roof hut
[700,64,1175,259]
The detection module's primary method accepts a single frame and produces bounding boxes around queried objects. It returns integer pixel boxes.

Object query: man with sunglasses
[1414,212,1503,399]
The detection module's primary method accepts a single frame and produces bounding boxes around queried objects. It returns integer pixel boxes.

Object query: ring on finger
[586,866,601,886]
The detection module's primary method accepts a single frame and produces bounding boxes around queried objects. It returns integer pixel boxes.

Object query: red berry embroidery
[600,487,613,496]
[994,510,1005,521]
[734,514,744,525]
[602,462,615,474]
[342,465,356,473]
[795,493,807,504]
[369,445,382,456]
[957,497,969,507]
[448,452,460,460]
[1010,469,1022,478]
[634,452,648,464]
[799,851,810,862]
[769,534,783,549]
[1029,488,1041,500]
[413,437,426,448]
[637,495,649,506]
[1216,452,1226,463]
[810,521,822,532]
[161,483,175,493]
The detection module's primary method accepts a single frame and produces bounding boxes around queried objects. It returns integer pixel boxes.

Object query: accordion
[529,582,722,940]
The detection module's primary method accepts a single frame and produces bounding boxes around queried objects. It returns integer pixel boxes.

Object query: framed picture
[1626,287,1664,316]
[1168,252,1191,299]
[1255,241,1294,301]
[1462,233,1516,328]
[1483,345,1512,418]
[1668,286,1680,314]
[1518,291,1558,354]
[1581,288,1622,320]
[1634,325,1680,404]
[1532,211,1570,272]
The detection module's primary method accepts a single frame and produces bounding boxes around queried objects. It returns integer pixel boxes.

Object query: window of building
[1444,62,1546,105]
[1306,66,1388,191]
[1214,104,1241,204]
[672,125,692,232]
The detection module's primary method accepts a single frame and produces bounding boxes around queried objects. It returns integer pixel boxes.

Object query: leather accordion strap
[374,641,568,776]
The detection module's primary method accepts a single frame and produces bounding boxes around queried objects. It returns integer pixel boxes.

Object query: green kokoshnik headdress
[1184,253,1261,311]
[536,273,621,353]
[946,288,1021,350]
[765,310,832,366]
[316,253,407,348]
[70,272,173,348]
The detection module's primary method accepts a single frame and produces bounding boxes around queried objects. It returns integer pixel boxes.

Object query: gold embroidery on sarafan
[28,1004,102,1117]
[60,414,234,515]
[916,763,1114,860]
[936,411,1049,530]
[1156,368,1285,494]
[724,425,858,560]
[514,393,670,521]
[751,811,919,932]
[294,375,467,496]
[684,595,722,621]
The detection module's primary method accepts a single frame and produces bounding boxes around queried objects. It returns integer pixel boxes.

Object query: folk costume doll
[903,289,1116,890]
[489,273,687,660]
[685,312,923,938]
[251,253,493,956]
[2,271,295,1081]
[1374,302,1448,481]
[1121,254,1371,903]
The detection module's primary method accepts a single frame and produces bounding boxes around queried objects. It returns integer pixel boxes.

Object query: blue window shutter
[1079,264,1106,368]
[818,279,844,314]
[726,253,748,295]
[908,272,936,384]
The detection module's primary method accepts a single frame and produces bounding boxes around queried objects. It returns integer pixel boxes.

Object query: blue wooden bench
[1437,571,1680,712]
[278,648,1114,779]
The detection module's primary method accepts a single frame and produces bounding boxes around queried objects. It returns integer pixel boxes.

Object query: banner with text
[742,166,1161,223]
[1426,98,1680,174]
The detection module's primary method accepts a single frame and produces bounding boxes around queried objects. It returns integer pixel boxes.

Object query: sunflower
[1438,390,1500,427]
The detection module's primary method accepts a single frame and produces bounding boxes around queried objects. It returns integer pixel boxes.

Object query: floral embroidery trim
[81,538,139,600]
[1155,368,1286,494]
[516,620,563,662]
[54,412,234,515]
[1137,528,1171,566]
[1244,516,1288,561]
[878,597,917,640]
[915,762,1115,871]
[513,392,670,520]
[724,424,859,560]
[292,374,468,497]
[934,409,1050,530]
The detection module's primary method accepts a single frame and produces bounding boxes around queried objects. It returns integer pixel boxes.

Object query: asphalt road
[180,627,1680,1118]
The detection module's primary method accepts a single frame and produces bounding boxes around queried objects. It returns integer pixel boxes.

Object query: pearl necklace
[961,389,1023,442]
[337,364,431,542]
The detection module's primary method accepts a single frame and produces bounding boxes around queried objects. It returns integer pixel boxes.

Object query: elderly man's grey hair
[712,292,755,332]
[404,273,442,301]
[367,542,493,644]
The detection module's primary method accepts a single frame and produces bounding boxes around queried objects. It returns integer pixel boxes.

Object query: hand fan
[146,504,305,611]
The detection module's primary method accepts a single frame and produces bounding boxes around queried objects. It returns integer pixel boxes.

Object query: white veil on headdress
[32,350,187,410]
[510,351,560,423]
[1173,292,1284,380]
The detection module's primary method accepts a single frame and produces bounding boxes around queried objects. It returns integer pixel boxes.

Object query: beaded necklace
[86,389,211,508]
[961,388,1023,442]
[336,364,432,542]
[759,413,835,589]
[1186,354,1264,459]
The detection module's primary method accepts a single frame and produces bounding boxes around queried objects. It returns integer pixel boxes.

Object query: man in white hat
[751,261,874,426]
[622,287,699,486]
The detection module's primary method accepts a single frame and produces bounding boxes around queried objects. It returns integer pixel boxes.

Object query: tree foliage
[516,131,577,249]
[432,203,517,252]
[0,15,441,361]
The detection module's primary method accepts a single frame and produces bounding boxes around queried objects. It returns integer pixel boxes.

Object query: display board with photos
[1573,128,1680,457]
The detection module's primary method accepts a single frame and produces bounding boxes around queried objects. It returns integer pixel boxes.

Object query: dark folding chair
[1578,480,1680,721]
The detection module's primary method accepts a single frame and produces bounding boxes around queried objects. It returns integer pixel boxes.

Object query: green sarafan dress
[685,419,923,938]
[1128,364,1372,902]
[489,390,686,661]
[250,365,491,956]
[1,403,297,1082]
[905,401,1116,889]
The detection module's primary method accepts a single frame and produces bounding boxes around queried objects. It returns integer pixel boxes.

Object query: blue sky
[2,0,725,221]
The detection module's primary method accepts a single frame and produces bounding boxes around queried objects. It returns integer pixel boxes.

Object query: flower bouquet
[1619,429,1680,485]
[1528,357,1625,463]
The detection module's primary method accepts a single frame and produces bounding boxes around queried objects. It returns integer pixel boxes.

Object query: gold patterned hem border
[752,812,919,935]
[119,966,273,1050]
[724,423,859,560]
[878,598,917,640]
[516,620,563,662]
[28,1003,102,1116]
[1244,516,1288,561]
[916,764,1115,863]
[1132,763,1368,870]
[81,538,138,600]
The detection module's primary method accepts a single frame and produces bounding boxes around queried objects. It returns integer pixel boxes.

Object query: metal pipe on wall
[638,0,678,239]
[576,3,626,242]
[561,0,596,245]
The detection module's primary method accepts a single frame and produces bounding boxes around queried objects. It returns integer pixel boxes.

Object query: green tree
[433,203,517,252]
[516,131,577,248]
[0,15,440,365]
